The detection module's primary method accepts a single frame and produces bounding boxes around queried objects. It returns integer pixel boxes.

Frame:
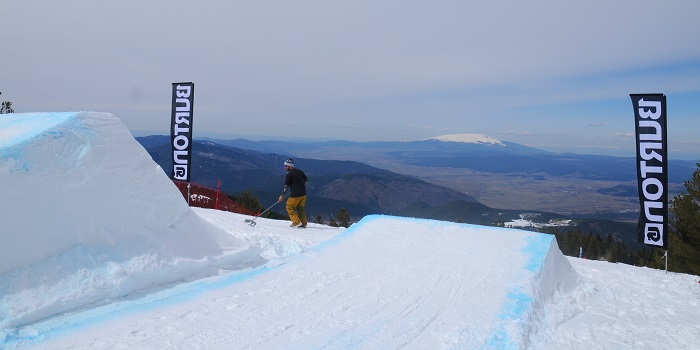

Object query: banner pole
[187,182,191,206]
[216,179,221,210]
[665,249,668,274]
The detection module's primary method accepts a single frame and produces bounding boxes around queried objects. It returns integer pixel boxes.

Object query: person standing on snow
[278,158,308,228]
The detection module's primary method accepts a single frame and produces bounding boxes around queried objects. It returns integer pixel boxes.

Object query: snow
[1,112,699,349]
[0,112,263,329]
[426,133,506,146]
[504,214,574,229]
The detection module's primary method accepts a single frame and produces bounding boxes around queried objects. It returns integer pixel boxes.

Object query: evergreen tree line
[313,208,351,228]
[551,162,700,276]
[549,228,659,267]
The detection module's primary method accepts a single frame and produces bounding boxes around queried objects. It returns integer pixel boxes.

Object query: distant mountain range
[209,134,695,183]
[135,134,695,250]
[137,136,477,219]
[208,135,697,219]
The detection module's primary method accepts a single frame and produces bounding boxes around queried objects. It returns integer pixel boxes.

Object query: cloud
[3,1,700,159]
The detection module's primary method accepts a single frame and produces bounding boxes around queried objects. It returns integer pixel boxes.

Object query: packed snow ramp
[194,215,579,349]
[0,112,264,329]
[35,214,579,349]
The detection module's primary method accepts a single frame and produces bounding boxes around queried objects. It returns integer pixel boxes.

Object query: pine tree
[668,162,700,275]
[336,208,351,228]
[0,92,15,114]
[565,230,583,257]
[314,214,325,225]
[605,233,620,263]
[233,189,264,214]
[329,217,339,227]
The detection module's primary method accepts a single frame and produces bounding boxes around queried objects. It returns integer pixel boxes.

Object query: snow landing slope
[0,112,264,329]
[22,213,578,349]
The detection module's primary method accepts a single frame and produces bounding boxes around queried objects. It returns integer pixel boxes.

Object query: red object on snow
[172,180,256,215]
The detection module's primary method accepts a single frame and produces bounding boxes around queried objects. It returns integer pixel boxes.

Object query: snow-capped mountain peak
[426,133,505,146]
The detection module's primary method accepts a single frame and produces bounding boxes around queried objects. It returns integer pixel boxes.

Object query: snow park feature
[0,112,264,330]
[1,112,700,349]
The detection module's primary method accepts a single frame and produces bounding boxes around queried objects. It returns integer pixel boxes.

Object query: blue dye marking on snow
[0,112,78,149]
[1,266,273,347]
[311,214,381,252]
[1,217,368,348]
[523,233,553,272]
[484,233,553,349]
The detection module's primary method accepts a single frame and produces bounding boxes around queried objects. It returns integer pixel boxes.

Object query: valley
[266,146,643,221]
[368,163,641,220]
[138,134,695,248]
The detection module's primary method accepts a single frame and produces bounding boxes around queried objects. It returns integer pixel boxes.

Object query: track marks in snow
[36,215,553,349]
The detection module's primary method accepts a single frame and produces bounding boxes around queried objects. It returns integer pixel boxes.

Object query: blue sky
[3,0,700,159]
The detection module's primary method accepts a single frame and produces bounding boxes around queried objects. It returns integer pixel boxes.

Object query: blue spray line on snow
[2,215,554,349]
[1,219,372,348]
[311,214,380,252]
[1,266,272,347]
[322,215,559,350]
[0,112,77,149]
[484,232,553,350]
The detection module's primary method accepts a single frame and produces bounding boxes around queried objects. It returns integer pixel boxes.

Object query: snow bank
[522,234,580,347]
[0,112,264,329]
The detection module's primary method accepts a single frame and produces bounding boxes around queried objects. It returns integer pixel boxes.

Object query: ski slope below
[12,211,572,349]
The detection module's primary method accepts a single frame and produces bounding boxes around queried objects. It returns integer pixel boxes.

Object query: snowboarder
[278,158,308,228]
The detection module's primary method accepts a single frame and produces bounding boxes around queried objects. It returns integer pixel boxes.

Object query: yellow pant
[286,195,307,225]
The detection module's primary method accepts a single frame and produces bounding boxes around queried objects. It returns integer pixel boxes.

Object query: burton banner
[630,93,668,249]
[170,82,195,182]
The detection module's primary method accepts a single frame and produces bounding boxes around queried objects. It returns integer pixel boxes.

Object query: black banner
[171,82,195,182]
[631,94,668,249]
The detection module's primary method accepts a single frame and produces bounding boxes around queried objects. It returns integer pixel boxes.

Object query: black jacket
[283,168,308,198]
